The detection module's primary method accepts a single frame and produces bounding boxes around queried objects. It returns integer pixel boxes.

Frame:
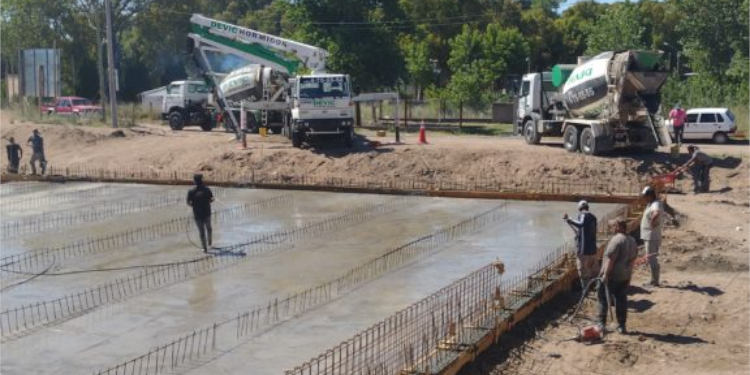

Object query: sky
[559,0,624,12]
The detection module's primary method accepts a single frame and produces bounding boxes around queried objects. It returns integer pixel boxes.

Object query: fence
[91,203,509,375]
[6,165,643,198]
[0,194,291,282]
[0,198,404,339]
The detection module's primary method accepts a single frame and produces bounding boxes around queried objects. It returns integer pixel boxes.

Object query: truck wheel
[563,126,579,152]
[168,112,184,130]
[523,120,541,145]
[579,127,598,155]
[712,132,728,144]
[200,119,212,132]
[344,128,354,148]
[291,130,302,148]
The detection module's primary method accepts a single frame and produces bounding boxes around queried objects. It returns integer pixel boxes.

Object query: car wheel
[563,126,579,152]
[200,121,212,132]
[523,119,541,145]
[169,112,184,130]
[579,127,598,155]
[712,132,728,144]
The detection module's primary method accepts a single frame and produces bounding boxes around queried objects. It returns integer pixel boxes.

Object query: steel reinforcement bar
[284,199,642,375]
[2,165,642,201]
[0,194,291,282]
[0,184,117,211]
[1,190,191,238]
[0,198,403,340]
[91,204,509,375]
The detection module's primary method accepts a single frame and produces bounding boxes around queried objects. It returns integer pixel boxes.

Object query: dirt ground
[1,115,749,374]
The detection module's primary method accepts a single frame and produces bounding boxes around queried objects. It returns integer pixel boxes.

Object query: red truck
[41,96,102,116]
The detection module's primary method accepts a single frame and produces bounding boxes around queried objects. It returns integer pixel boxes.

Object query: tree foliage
[0,0,745,112]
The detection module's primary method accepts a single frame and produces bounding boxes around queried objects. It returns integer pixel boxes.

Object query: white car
[667,107,737,144]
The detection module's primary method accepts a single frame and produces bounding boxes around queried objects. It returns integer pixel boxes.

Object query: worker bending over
[187,173,214,253]
[675,145,714,193]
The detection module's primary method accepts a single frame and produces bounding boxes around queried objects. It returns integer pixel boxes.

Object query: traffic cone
[418,121,428,144]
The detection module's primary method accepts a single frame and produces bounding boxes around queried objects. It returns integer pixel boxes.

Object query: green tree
[586,1,648,54]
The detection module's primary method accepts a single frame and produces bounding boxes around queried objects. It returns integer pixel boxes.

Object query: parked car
[667,107,737,144]
[41,96,103,116]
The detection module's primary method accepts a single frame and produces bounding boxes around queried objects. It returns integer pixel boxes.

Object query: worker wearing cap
[668,104,687,144]
[675,145,714,193]
[564,200,598,290]
[640,186,663,287]
[187,173,214,253]
[598,218,638,334]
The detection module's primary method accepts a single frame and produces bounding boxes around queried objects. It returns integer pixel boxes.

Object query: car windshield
[72,99,91,106]
[725,109,735,122]
[298,76,349,99]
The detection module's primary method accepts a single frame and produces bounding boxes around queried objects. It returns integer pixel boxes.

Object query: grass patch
[729,104,748,138]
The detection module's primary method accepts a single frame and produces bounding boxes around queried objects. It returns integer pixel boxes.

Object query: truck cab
[161,80,213,131]
[288,74,355,147]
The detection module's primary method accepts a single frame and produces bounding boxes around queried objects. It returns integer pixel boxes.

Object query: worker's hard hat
[641,186,655,197]
[577,200,589,211]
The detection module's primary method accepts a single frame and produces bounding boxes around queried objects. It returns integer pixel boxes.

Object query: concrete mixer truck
[164,15,355,147]
[515,50,672,155]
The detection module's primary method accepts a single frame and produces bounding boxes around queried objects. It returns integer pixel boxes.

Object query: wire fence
[9,164,643,198]
[0,194,291,282]
[91,203,509,375]
[0,198,404,340]
[0,181,62,197]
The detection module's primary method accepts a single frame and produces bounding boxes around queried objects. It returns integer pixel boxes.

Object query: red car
[41,96,102,116]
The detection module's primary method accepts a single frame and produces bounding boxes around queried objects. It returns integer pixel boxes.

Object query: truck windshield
[298,76,349,99]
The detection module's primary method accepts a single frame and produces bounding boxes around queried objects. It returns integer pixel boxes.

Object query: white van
[667,107,737,144]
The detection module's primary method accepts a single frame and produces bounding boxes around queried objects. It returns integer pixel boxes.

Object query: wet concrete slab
[0,182,619,374]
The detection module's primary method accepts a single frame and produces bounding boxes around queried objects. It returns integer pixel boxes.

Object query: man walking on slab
[187,173,214,253]
[564,200,598,290]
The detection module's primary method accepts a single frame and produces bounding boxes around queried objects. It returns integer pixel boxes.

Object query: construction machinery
[181,14,354,147]
[515,50,672,155]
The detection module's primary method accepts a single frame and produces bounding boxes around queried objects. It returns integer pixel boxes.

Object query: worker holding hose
[187,173,214,253]
[598,218,638,334]
[563,200,598,290]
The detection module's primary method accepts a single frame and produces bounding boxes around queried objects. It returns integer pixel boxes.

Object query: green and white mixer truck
[515,50,672,155]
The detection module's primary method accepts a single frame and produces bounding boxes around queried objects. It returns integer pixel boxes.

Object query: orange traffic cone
[418,121,428,144]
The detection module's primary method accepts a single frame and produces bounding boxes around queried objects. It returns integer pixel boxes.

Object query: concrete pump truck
[515,50,672,155]
[163,14,355,147]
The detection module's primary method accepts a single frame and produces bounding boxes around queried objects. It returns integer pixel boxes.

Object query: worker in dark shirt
[27,129,46,175]
[564,200,599,290]
[6,137,22,173]
[676,145,713,193]
[187,173,214,252]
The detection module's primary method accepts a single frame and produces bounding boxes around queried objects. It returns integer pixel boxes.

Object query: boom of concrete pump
[187,14,355,147]
[515,50,672,155]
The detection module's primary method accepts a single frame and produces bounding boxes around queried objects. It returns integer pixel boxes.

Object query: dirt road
[1,117,748,374]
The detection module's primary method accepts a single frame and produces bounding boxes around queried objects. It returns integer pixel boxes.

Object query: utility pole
[105,0,118,128]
